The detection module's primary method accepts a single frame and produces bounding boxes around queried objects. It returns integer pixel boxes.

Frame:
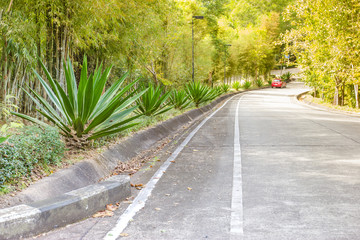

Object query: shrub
[186,82,220,107]
[169,89,191,110]
[0,126,65,186]
[242,81,252,89]
[220,84,230,93]
[12,56,144,148]
[232,81,241,91]
[281,72,292,82]
[255,79,263,87]
[136,84,173,116]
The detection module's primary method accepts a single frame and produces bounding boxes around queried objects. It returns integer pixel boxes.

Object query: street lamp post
[192,15,204,82]
[224,44,231,84]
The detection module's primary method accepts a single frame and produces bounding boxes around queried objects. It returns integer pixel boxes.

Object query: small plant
[0,122,24,144]
[169,89,191,110]
[242,81,252,89]
[232,81,241,91]
[220,84,230,93]
[255,79,263,87]
[186,81,220,108]
[1,95,18,121]
[0,126,65,187]
[281,72,292,82]
[136,84,173,116]
[267,79,272,85]
[12,56,144,148]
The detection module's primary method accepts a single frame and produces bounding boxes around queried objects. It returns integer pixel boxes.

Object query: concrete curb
[0,87,268,239]
[10,90,254,206]
[0,175,130,240]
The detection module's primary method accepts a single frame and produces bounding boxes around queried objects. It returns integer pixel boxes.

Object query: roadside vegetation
[283,0,360,108]
[0,0,295,193]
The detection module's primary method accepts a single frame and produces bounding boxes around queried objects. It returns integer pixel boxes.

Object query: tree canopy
[0,0,294,117]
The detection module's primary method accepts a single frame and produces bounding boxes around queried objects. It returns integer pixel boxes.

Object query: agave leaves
[12,57,144,146]
[186,81,221,108]
[242,81,252,89]
[232,81,241,91]
[136,84,173,116]
[0,136,9,144]
[169,89,191,110]
[220,84,230,93]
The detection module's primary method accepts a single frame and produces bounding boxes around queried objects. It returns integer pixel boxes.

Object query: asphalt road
[34,82,360,240]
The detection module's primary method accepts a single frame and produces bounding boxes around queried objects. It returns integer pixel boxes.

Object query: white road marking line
[231,95,244,237]
[104,95,238,240]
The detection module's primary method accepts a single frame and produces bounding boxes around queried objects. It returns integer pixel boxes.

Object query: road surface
[34,82,360,240]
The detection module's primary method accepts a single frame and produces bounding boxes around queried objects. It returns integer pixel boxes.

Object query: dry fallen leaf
[155,208,161,211]
[92,210,114,218]
[170,160,175,163]
[120,233,129,237]
[123,201,133,204]
[187,187,192,191]
[165,194,170,196]
[193,149,198,152]
[106,204,118,212]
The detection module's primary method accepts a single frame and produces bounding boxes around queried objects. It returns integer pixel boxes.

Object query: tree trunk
[333,85,339,105]
[355,84,359,108]
[341,82,345,106]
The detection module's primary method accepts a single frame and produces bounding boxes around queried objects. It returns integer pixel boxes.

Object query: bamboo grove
[0,0,294,120]
[283,0,360,107]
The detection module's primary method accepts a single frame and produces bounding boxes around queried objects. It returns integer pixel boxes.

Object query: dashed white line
[231,95,244,237]
[104,95,238,240]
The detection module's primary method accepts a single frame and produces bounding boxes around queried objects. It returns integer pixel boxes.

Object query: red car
[271,79,286,88]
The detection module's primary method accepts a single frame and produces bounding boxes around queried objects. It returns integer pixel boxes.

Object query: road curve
[35,83,360,240]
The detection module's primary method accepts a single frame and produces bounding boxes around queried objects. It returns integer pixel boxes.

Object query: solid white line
[231,95,244,237]
[104,95,238,240]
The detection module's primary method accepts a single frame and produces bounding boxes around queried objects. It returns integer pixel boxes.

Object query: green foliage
[232,81,241,91]
[255,79,264,87]
[242,81,252,89]
[136,84,172,116]
[0,122,24,144]
[1,95,19,121]
[169,89,191,110]
[220,84,230,93]
[12,57,144,147]
[0,137,9,144]
[281,72,292,82]
[0,126,64,187]
[283,0,360,106]
[186,81,221,108]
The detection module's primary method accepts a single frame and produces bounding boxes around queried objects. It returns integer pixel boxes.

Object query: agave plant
[136,84,173,116]
[169,89,191,110]
[232,81,241,91]
[281,72,292,82]
[12,57,144,148]
[186,81,220,108]
[242,80,252,89]
[255,79,263,87]
[220,84,230,93]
